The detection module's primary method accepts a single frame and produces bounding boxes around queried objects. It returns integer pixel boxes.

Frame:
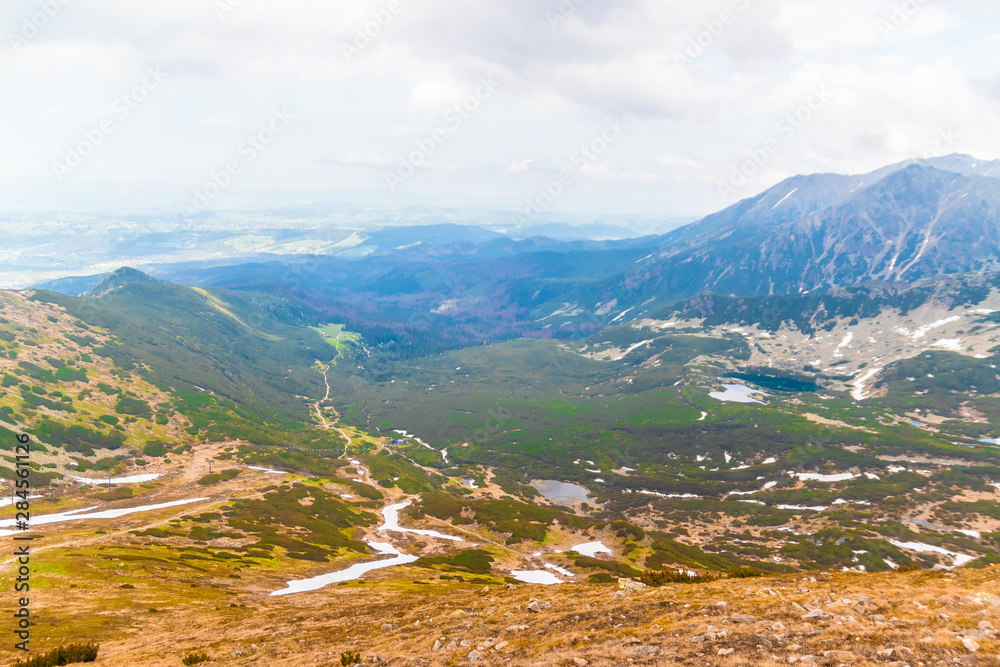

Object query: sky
[2,0,999,219]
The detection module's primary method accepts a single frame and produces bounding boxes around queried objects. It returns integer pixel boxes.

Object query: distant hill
[33,154,1000,349]
[84,267,162,298]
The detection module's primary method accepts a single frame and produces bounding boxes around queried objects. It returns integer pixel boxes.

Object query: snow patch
[0,497,209,536]
[789,472,856,483]
[379,501,462,542]
[72,474,161,485]
[544,563,574,577]
[710,384,766,404]
[271,541,417,596]
[571,541,612,557]
[511,570,564,585]
[888,540,975,568]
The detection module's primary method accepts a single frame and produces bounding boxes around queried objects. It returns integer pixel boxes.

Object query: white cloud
[0,0,997,216]
[322,153,397,169]
[655,155,708,170]
[505,159,535,173]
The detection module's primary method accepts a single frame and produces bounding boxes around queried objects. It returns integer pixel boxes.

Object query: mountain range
[37,154,995,352]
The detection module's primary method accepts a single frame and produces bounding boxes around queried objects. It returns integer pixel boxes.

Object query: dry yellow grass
[2,562,997,666]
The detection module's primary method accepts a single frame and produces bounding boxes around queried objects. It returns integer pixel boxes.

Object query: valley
[3,157,1000,665]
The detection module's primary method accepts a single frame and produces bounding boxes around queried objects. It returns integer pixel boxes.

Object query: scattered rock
[573,659,588,666]
[963,637,981,652]
[802,609,833,621]
[718,648,734,656]
[506,583,516,590]
[618,578,647,592]
[467,650,484,663]
[381,623,393,633]
[731,614,755,624]
[432,640,442,652]
[493,641,509,652]
[624,645,660,657]
[822,650,856,661]
[527,601,542,613]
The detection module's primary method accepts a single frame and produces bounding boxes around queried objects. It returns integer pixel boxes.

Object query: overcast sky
[2,0,999,218]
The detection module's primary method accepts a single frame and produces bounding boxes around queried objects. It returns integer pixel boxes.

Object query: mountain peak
[84,267,160,298]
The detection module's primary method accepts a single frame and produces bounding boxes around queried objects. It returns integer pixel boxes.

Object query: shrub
[115,396,151,418]
[143,441,167,457]
[12,642,99,666]
[340,651,361,666]
[197,469,242,485]
[639,565,766,587]
[727,566,765,579]
[181,653,209,665]
[639,569,719,586]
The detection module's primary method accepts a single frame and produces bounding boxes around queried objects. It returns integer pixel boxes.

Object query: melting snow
[834,332,854,357]
[710,384,766,404]
[544,563,574,577]
[271,541,417,596]
[0,497,210,536]
[571,542,612,557]
[0,495,42,508]
[629,490,700,500]
[379,501,461,542]
[888,540,975,568]
[771,187,798,209]
[899,316,962,341]
[248,466,287,474]
[776,504,828,512]
[789,472,856,482]
[851,367,882,401]
[72,474,161,485]
[511,570,564,585]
